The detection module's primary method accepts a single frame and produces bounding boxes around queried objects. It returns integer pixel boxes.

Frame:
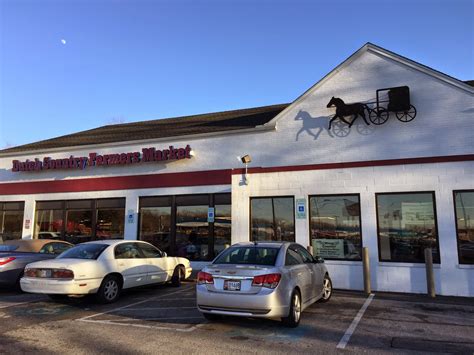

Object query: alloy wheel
[293,293,301,322]
[323,277,332,299]
[104,280,118,301]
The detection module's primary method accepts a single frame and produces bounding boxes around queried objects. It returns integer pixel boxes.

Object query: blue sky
[1,0,473,149]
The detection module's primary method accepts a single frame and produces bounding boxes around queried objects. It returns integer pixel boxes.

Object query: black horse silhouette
[326,97,370,130]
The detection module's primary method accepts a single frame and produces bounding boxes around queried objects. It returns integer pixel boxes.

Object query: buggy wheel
[332,120,350,137]
[396,105,416,122]
[369,108,389,125]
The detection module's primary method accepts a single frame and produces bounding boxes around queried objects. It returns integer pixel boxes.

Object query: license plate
[37,269,52,278]
[224,280,241,291]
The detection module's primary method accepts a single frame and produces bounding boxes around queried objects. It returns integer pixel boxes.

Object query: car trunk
[204,264,275,294]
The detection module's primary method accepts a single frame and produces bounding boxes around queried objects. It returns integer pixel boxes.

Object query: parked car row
[1,238,331,327]
[1,239,192,303]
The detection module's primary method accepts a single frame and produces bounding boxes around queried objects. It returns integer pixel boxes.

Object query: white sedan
[20,240,192,303]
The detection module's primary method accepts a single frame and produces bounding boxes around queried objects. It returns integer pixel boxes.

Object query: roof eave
[0,124,276,158]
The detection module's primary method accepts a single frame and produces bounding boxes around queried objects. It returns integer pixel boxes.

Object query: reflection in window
[65,209,93,244]
[214,204,231,256]
[96,209,124,240]
[139,207,172,254]
[454,191,474,264]
[251,197,295,242]
[34,208,63,239]
[176,205,209,261]
[310,195,362,260]
[0,202,25,241]
[376,192,439,263]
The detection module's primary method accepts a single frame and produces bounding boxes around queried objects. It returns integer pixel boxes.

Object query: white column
[123,193,139,240]
[21,196,36,240]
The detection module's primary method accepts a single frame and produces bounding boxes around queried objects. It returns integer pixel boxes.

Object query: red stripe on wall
[232,154,474,175]
[1,154,473,195]
[0,169,233,195]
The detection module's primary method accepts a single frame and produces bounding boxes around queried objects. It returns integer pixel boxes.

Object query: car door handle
[119,263,125,267]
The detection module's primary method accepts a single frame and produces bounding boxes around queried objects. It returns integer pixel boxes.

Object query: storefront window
[35,198,125,244]
[34,201,63,239]
[376,192,439,263]
[138,194,230,261]
[309,195,362,260]
[65,208,93,244]
[176,204,209,261]
[251,197,295,242]
[96,198,125,240]
[214,193,232,256]
[0,202,25,241]
[139,207,172,254]
[454,191,474,265]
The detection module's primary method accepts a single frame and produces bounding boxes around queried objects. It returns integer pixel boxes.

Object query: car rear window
[57,244,108,260]
[214,246,280,266]
[0,245,18,252]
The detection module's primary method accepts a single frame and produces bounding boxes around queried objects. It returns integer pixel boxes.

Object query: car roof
[82,239,146,246]
[232,241,291,248]
[3,239,72,253]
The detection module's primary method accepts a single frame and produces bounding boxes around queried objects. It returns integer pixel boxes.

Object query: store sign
[11,145,193,172]
[313,239,344,259]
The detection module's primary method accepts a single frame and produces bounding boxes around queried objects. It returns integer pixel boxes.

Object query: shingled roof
[1,103,289,154]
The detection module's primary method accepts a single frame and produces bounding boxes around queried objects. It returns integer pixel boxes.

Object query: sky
[0,0,473,150]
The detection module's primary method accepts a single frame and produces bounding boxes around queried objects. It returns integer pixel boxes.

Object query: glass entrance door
[176,205,209,261]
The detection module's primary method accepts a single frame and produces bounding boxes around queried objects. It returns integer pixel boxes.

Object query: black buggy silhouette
[368,86,417,125]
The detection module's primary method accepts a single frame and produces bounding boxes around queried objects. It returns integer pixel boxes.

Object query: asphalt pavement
[0,283,473,354]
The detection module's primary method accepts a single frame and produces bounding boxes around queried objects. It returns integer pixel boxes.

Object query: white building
[1,43,473,296]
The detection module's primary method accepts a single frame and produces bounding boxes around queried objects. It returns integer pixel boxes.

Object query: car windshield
[0,245,18,252]
[214,246,280,266]
[57,244,108,260]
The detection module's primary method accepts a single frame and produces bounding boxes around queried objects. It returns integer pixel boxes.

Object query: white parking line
[79,318,205,332]
[0,299,43,309]
[336,293,374,349]
[120,306,196,311]
[76,285,203,331]
[107,316,203,321]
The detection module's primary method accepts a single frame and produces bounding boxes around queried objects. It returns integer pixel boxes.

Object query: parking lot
[0,281,473,354]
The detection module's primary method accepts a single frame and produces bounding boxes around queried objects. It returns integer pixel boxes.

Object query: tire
[202,312,221,321]
[282,290,302,328]
[96,275,121,304]
[171,266,183,287]
[319,275,332,303]
[15,272,24,292]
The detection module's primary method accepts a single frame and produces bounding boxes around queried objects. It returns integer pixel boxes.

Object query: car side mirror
[162,252,167,257]
[314,256,324,263]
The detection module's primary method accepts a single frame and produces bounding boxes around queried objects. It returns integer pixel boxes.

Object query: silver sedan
[196,241,332,327]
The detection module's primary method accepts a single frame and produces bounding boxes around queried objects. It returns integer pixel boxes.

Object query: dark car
[0,239,73,289]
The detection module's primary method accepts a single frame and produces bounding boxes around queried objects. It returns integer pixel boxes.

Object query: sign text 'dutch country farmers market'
[11,145,193,172]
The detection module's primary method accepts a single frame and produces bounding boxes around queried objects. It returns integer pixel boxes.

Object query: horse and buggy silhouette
[326,86,417,132]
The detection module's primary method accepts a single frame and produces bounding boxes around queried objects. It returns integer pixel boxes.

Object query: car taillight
[0,257,16,266]
[52,269,74,279]
[252,273,281,289]
[197,271,214,285]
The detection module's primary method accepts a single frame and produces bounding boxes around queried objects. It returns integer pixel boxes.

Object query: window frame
[308,193,363,261]
[0,201,25,241]
[453,189,474,265]
[375,191,441,264]
[249,196,296,242]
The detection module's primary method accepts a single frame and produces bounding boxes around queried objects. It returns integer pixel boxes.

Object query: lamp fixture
[239,154,251,185]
